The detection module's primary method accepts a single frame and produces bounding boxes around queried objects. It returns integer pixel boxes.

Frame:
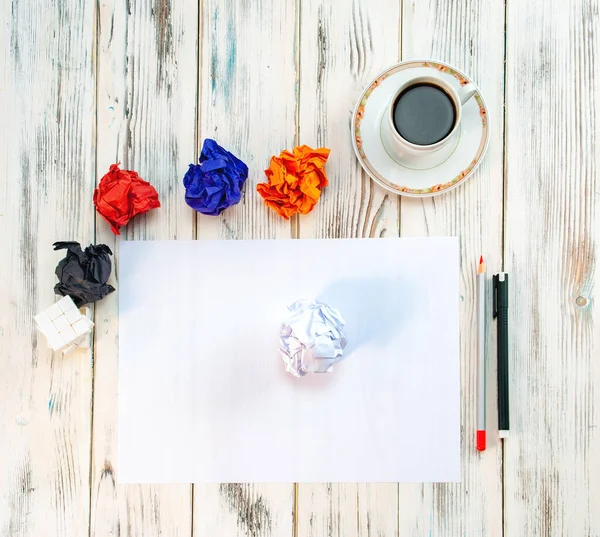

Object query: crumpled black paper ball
[53,241,115,307]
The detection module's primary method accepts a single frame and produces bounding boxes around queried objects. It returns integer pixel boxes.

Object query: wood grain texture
[297,0,400,241]
[298,484,398,537]
[196,0,297,241]
[504,0,600,535]
[398,0,504,535]
[194,484,295,537]
[296,0,400,535]
[2,1,600,535]
[91,0,197,535]
[0,1,96,536]
[193,0,297,535]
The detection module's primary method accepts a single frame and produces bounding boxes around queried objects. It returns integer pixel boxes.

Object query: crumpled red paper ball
[94,163,161,234]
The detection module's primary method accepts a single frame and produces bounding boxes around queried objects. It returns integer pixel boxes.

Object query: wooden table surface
[1,0,598,535]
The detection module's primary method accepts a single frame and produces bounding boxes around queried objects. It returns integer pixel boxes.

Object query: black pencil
[493,273,510,438]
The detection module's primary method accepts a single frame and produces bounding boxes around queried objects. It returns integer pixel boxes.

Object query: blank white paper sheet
[118,237,460,483]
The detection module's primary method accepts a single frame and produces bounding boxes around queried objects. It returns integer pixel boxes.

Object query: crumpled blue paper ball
[183,139,249,216]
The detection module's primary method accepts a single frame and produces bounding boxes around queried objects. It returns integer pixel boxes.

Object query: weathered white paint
[504,0,600,535]
[0,2,96,536]
[91,0,197,536]
[1,0,599,535]
[193,0,296,534]
[398,0,505,535]
[196,0,297,242]
[296,0,400,534]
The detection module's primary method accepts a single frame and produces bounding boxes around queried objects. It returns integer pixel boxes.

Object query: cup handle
[458,83,476,105]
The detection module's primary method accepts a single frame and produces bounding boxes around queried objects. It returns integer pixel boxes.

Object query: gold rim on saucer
[352,60,490,197]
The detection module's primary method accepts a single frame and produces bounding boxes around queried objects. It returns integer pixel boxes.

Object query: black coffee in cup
[392,83,456,146]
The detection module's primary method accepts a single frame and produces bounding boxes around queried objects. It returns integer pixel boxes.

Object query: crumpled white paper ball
[279,299,347,377]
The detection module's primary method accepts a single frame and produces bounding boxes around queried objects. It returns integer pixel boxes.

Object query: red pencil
[476,256,486,451]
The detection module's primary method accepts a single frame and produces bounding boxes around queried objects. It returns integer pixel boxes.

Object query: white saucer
[352,60,490,197]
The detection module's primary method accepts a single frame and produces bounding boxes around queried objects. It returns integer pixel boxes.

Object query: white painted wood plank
[195,484,295,537]
[296,0,400,535]
[398,0,504,535]
[194,0,297,534]
[0,1,95,536]
[298,483,398,537]
[504,0,600,535]
[196,0,296,241]
[298,0,400,242]
[91,1,197,535]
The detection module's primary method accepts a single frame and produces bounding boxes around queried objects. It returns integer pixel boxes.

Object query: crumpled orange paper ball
[256,145,330,219]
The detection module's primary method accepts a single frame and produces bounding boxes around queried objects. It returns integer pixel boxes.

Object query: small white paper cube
[46,333,66,351]
[75,337,90,349]
[34,311,52,327]
[72,318,93,337]
[46,303,62,320]
[34,297,95,353]
[52,315,70,332]
[40,323,59,339]
[65,307,82,324]
[59,326,78,344]
[57,295,77,312]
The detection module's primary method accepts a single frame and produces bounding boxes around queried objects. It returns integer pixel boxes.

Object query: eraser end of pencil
[476,430,486,451]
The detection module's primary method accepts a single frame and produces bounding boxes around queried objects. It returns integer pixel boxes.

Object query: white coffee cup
[381,75,476,170]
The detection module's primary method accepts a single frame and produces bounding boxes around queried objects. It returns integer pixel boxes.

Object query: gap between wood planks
[192,0,203,533]
[87,1,100,536]
[500,0,508,537]
[501,0,509,534]
[292,0,302,534]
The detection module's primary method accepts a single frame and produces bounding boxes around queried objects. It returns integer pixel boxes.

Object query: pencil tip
[479,255,484,265]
